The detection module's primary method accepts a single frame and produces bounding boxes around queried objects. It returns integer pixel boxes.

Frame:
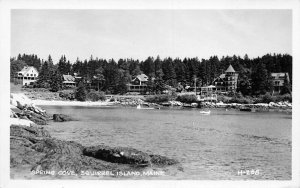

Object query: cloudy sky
[11,9,292,63]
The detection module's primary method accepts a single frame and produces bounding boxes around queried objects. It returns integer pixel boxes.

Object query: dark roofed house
[62,74,76,88]
[127,74,149,94]
[271,72,290,93]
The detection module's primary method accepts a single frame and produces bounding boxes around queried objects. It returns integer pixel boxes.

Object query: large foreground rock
[11,125,180,176]
[83,146,178,167]
[83,145,151,166]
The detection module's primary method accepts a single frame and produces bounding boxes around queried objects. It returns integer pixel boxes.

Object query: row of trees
[10,53,292,95]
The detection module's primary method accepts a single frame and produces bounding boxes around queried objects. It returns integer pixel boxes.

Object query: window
[27,74,29,76]
[34,74,36,77]
[31,74,33,76]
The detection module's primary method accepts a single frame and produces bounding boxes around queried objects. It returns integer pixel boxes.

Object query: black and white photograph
[1,0,300,187]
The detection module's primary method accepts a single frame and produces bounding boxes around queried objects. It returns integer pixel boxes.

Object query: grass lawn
[10,82,24,93]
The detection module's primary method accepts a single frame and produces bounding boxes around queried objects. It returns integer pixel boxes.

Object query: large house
[14,66,39,86]
[271,72,290,93]
[127,74,149,93]
[212,64,239,93]
[62,74,76,88]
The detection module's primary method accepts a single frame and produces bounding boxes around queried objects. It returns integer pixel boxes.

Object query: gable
[213,74,225,83]
[18,66,39,76]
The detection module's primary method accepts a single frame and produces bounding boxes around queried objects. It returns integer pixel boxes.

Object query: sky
[11,9,292,63]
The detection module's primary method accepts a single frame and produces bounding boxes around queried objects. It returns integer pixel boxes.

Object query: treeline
[10,53,292,95]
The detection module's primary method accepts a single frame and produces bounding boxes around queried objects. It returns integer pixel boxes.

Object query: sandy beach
[32,99,115,106]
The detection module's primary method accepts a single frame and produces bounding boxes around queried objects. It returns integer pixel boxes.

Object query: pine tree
[50,70,63,92]
[251,61,269,95]
[37,61,51,88]
[75,81,87,101]
[162,57,177,87]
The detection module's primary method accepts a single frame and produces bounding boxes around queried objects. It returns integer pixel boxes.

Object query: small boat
[199,110,211,115]
[137,104,154,110]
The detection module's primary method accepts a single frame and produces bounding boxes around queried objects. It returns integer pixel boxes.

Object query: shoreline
[32,98,292,114]
[10,93,180,179]
[32,99,116,106]
[18,91,292,112]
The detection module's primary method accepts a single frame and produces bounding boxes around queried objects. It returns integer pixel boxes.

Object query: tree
[162,57,177,87]
[251,61,269,95]
[50,70,63,92]
[280,73,291,95]
[115,69,130,94]
[237,74,252,96]
[75,81,87,101]
[141,56,154,76]
[10,59,26,81]
[37,61,51,88]
[94,67,105,91]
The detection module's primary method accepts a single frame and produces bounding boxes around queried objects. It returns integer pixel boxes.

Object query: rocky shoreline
[10,93,181,179]
[113,97,292,112]
[21,89,292,112]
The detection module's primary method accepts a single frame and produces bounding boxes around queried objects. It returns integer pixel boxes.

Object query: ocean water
[42,106,292,180]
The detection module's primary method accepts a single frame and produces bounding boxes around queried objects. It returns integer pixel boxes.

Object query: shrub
[145,94,172,103]
[281,93,292,102]
[217,95,231,103]
[176,94,197,103]
[271,93,292,103]
[86,90,106,101]
[254,92,273,104]
[59,90,75,100]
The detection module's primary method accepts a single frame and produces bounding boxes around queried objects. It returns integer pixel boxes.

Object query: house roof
[225,65,235,73]
[271,73,289,80]
[63,74,75,82]
[17,66,38,76]
[213,74,225,83]
[219,74,225,79]
[135,74,148,82]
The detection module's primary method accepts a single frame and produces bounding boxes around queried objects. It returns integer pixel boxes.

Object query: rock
[11,125,106,173]
[83,145,151,166]
[149,154,179,166]
[11,125,180,177]
[10,118,35,127]
[10,125,51,167]
[53,114,73,122]
[17,111,48,125]
[10,110,18,118]
[10,93,32,110]
[10,125,51,139]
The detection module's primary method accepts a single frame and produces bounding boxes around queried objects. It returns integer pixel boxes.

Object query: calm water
[42,106,292,180]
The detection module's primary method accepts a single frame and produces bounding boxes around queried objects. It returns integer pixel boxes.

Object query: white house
[14,66,39,86]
